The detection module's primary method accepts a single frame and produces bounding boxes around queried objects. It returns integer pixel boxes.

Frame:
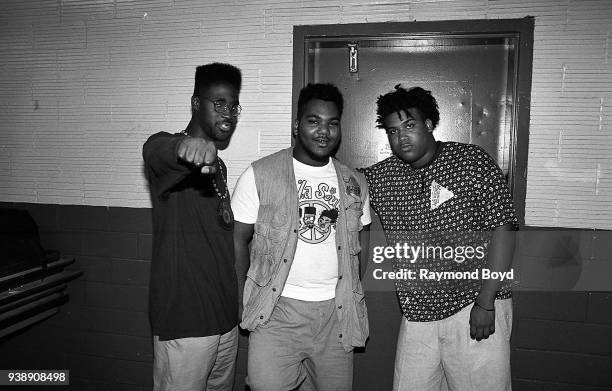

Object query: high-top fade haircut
[193,62,242,95]
[376,85,440,130]
[297,83,344,120]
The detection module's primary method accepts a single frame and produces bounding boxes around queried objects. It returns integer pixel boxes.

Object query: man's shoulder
[444,141,490,159]
[358,156,397,178]
[442,142,505,183]
[145,131,177,144]
[331,157,356,173]
[331,158,366,184]
[442,141,499,168]
[252,147,291,167]
[251,148,292,186]
[142,131,181,162]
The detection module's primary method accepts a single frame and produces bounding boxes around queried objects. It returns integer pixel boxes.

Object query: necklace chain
[212,165,229,200]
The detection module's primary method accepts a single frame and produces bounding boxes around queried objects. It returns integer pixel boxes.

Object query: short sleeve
[474,148,517,229]
[357,165,378,212]
[230,165,259,224]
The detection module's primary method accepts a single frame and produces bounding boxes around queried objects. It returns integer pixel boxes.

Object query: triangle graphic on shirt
[430,180,454,210]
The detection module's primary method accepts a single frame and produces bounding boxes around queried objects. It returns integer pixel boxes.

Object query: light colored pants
[153,326,238,391]
[247,297,353,391]
[394,299,513,391]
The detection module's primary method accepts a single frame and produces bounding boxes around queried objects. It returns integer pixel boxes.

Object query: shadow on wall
[514,228,612,292]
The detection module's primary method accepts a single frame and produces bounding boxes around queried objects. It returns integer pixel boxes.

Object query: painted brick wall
[1,203,611,390]
[0,202,154,390]
[0,202,252,390]
[510,228,612,390]
[0,0,611,229]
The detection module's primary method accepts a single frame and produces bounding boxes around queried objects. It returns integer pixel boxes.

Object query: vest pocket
[345,191,363,226]
[347,230,361,255]
[246,257,274,287]
[350,289,369,347]
[248,223,275,287]
[345,197,363,256]
[353,290,366,318]
[345,203,363,287]
[248,254,274,287]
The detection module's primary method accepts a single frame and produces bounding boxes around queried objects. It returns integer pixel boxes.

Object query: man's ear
[425,119,433,132]
[191,96,200,112]
[292,120,299,137]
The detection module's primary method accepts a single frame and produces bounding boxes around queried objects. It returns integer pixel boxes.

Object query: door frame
[292,17,534,227]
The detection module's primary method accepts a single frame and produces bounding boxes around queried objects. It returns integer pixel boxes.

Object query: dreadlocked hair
[375,85,440,129]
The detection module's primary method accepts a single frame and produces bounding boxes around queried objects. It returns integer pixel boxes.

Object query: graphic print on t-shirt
[297,178,339,244]
[430,180,454,210]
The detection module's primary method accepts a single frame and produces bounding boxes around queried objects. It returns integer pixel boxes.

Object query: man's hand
[470,225,514,341]
[469,301,495,341]
[177,136,218,174]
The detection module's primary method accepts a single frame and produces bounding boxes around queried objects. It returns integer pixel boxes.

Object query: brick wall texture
[0,0,611,229]
[0,203,610,390]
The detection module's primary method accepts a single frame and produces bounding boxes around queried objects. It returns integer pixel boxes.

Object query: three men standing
[143,68,515,391]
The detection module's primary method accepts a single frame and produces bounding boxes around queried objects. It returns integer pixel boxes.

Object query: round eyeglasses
[202,97,241,116]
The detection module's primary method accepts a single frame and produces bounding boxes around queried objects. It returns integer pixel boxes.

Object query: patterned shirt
[361,141,517,321]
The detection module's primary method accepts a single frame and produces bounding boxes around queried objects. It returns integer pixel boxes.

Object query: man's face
[384,108,434,166]
[318,215,332,229]
[303,212,315,228]
[293,99,341,166]
[196,81,240,150]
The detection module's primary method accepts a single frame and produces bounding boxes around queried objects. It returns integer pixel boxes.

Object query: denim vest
[241,148,369,351]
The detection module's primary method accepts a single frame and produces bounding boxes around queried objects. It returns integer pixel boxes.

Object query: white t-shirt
[231,158,371,301]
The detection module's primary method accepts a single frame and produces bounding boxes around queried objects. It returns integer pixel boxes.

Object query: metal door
[294,20,533,391]
[305,35,518,181]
